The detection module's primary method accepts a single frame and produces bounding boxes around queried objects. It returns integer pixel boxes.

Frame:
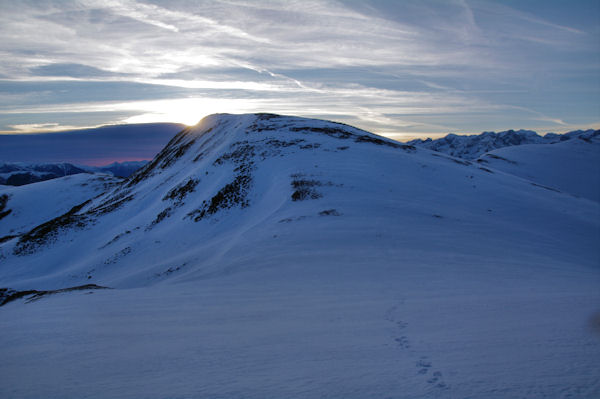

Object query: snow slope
[477,131,600,202]
[0,174,121,238]
[0,113,598,398]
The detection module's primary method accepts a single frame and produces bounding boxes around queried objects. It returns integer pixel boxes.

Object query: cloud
[0,0,597,139]
[29,63,124,78]
[3,122,82,133]
[0,122,185,165]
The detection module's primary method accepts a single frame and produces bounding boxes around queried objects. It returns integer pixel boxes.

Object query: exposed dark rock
[155,263,187,277]
[0,234,18,244]
[255,113,281,120]
[300,143,321,149]
[484,154,517,164]
[290,176,324,201]
[354,134,415,150]
[189,174,252,221]
[99,230,132,249]
[292,188,322,201]
[89,192,135,216]
[163,178,200,204]
[290,126,352,139]
[14,200,91,255]
[291,179,322,189]
[0,194,11,221]
[319,209,341,216]
[147,208,172,230]
[214,143,256,166]
[0,284,110,306]
[265,138,305,148]
[104,247,132,264]
[431,153,472,166]
[531,182,561,193]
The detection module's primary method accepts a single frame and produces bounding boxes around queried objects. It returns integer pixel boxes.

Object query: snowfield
[477,131,600,202]
[0,113,598,398]
[0,173,121,238]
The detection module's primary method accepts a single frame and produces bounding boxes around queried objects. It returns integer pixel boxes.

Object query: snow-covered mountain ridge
[407,128,599,159]
[1,113,598,398]
[1,112,597,288]
[0,162,88,186]
[0,161,148,186]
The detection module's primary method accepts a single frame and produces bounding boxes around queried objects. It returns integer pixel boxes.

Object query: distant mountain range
[0,161,148,186]
[407,128,599,159]
[3,127,598,187]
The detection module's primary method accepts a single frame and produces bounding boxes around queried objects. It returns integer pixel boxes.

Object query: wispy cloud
[4,122,84,134]
[0,0,598,138]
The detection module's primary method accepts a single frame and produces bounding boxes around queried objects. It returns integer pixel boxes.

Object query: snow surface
[477,133,600,203]
[0,113,599,398]
[0,173,120,237]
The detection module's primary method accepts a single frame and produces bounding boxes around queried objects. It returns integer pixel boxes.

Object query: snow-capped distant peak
[407,128,599,160]
[0,160,149,186]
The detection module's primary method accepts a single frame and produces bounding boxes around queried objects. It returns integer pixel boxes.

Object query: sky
[0,0,599,141]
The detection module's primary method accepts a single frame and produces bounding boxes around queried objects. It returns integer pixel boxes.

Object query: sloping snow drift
[0,173,120,238]
[477,131,600,202]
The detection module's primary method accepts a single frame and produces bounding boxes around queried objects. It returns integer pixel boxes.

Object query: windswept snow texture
[407,128,599,160]
[0,174,121,239]
[0,114,599,399]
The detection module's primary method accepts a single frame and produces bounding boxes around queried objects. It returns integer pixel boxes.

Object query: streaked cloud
[0,0,598,138]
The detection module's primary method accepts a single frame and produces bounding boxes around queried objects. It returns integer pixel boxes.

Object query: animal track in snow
[384,303,449,391]
[384,303,411,350]
[417,356,448,389]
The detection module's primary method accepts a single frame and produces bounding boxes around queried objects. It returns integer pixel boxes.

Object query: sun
[122,97,263,126]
